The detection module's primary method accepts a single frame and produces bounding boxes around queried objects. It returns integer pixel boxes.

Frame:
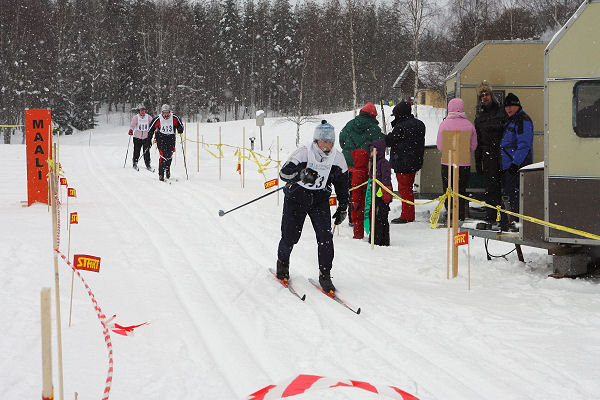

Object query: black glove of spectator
[299,168,318,184]
[508,164,519,175]
[332,204,348,225]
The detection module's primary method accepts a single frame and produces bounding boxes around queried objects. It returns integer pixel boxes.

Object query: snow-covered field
[2,107,600,400]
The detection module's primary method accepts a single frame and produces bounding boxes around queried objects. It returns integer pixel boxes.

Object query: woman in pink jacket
[436,98,477,220]
[128,104,153,171]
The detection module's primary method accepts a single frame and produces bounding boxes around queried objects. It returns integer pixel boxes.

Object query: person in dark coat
[500,93,533,230]
[276,120,349,293]
[367,139,393,246]
[385,101,425,224]
[350,149,369,239]
[474,81,506,224]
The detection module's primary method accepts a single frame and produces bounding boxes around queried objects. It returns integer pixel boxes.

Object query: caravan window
[573,81,600,137]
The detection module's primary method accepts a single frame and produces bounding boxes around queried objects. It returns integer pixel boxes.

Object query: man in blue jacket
[500,93,533,230]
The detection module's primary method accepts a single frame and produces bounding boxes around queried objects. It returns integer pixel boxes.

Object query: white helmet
[313,120,335,145]
[136,103,146,110]
[161,104,171,112]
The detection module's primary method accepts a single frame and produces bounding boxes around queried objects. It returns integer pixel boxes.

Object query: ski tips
[218,209,225,217]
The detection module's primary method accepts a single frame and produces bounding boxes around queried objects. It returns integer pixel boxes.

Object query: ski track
[82,146,269,397]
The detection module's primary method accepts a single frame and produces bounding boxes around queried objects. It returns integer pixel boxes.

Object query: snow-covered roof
[392,61,454,89]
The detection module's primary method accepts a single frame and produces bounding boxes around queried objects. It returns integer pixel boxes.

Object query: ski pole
[219,186,285,217]
[123,135,132,168]
[180,133,189,180]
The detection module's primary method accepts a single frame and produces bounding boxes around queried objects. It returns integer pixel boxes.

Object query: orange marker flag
[70,212,78,224]
[60,177,67,186]
[67,188,77,197]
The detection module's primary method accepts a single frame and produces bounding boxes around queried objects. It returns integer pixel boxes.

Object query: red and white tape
[56,249,113,400]
[248,374,419,400]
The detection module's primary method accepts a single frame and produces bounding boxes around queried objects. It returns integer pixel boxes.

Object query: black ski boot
[159,175,164,181]
[276,259,289,281]
[166,168,171,179]
[133,162,139,171]
[319,270,336,293]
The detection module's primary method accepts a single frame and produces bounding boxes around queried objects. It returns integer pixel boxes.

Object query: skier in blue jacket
[500,93,533,230]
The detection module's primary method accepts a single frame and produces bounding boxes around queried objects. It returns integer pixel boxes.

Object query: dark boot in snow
[166,168,171,179]
[133,162,139,171]
[276,259,289,281]
[319,270,336,293]
[159,175,164,181]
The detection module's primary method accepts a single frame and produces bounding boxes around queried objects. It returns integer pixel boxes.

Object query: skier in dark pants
[128,103,153,171]
[474,81,506,225]
[148,104,184,181]
[277,120,349,293]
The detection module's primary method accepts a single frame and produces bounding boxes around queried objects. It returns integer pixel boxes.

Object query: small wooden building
[392,61,451,108]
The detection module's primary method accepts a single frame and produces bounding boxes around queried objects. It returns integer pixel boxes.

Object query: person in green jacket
[339,101,385,226]
[339,101,385,168]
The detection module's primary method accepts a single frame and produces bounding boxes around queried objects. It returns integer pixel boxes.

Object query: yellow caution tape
[0,124,24,128]
[373,178,600,241]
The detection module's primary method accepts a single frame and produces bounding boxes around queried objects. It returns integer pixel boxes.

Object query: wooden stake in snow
[49,150,65,400]
[41,287,53,400]
[197,123,200,173]
[219,127,222,181]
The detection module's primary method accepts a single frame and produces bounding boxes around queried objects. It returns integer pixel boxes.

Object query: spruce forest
[0,0,581,139]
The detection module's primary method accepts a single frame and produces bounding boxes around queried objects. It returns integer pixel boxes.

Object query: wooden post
[68,218,74,327]
[452,149,459,278]
[219,128,222,181]
[277,136,280,206]
[370,147,377,250]
[242,128,246,188]
[447,151,451,280]
[197,123,200,173]
[49,152,65,400]
[468,237,471,291]
[41,287,53,400]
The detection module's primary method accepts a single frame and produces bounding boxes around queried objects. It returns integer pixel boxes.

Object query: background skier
[148,104,184,181]
[128,103,153,171]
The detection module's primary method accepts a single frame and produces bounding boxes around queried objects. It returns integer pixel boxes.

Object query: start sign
[73,254,101,273]
[25,109,52,206]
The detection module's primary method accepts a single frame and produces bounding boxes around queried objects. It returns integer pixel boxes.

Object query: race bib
[137,114,149,131]
[298,142,336,190]
[159,115,174,134]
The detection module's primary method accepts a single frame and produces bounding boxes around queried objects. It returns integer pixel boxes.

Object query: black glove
[507,164,519,175]
[332,204,348,225]
[299,168,318,184]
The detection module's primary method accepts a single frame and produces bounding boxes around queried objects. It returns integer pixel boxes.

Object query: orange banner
[454,231,469,247]
[329,197,337,207]
[73,254,101,273]
[68,188,76,197]
[60,177,67,186]
[70,212,78,224]
[25,109,52,206]
[264,178,278,189]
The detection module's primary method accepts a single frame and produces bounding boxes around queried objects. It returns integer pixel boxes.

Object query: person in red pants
[385,101,425,223]
[350,149,369,239]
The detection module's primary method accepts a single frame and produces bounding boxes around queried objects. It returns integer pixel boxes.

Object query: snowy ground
[2,108,600,400]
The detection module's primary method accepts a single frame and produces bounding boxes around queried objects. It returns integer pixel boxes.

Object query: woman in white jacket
[128,104,153,171]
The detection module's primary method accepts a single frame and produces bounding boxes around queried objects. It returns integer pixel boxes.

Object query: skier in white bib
[276,120,349,293]
[148,104,184,181]
[128,104,153,171]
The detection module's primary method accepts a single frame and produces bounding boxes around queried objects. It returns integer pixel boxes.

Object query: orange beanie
[360,102,377,117]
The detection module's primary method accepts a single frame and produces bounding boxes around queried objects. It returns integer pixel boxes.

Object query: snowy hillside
[2,108,600,400]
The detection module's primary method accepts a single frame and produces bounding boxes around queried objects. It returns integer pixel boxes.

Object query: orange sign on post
[264,178,278,190]
[70,212,78,225]
[329,197,337,207]
[25,109,52,206]
[60,178,67,186]
[73,254,101,273]
[67,188,77,197]
[454,231,469,247]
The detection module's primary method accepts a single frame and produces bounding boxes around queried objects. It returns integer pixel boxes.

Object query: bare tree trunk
[347,0,358,116]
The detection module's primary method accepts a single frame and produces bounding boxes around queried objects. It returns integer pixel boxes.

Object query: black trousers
[156,133,176,177]
[482,154,502,222]
[277,196,333,273]
[370,197,390,246]
[133,137,151,167]
[501,169,520,226]
[441,165,470,220]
